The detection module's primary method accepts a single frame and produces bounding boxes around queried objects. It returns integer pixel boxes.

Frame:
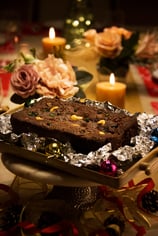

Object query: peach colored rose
[104,26,132,40]
[83,29,97,43]
[135,33,158,59]
[84,27,133,59]
[94,30,122,58]
[34,55,78,98]
[11,64,40,98]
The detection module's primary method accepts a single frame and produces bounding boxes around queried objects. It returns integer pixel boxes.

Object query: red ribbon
[19,220,79,236]
[0,179,155,236]
[0,227,18,236]
[150,101,158,115]
[0,183,20,236]
[89,229,110,236]
[0,183,79,236]
[135,178,155,211]
[0,220,79,236]
[98,177,156,236]
[137,65,158,97]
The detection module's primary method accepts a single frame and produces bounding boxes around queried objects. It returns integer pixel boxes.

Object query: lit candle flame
[49,27,55,39]
[109,73,115,85]
[14,35,19,44]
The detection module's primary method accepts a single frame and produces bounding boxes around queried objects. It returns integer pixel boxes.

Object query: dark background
[0,0,158,31]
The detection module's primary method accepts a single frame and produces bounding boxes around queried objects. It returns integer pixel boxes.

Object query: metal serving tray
[0,141,158,188]
[1,103,158,189]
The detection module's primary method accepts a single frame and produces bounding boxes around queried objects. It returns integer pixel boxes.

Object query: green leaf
[30,48,36,58]
[75,70,93,85]
[118,32,139,60]
[20,52,35,64]
[74,86,86,98]
[98,57,129,77]
[3,61,16,72]
[10,93,40,105]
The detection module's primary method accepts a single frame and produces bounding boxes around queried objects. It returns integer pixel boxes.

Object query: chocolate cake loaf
[10,97,139,154]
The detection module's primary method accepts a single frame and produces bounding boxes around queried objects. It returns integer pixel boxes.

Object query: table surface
[65,48,157,115]
[0,35,157,185]
[0,35,158,235]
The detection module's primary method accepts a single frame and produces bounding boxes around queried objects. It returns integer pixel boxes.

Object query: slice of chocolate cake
[10,97,139,154]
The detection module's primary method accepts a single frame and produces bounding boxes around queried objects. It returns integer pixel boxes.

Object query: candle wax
[96,81,126,108]
[42,37,66,55]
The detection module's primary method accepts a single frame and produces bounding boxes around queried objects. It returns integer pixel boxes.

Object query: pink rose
[11,64,40,98]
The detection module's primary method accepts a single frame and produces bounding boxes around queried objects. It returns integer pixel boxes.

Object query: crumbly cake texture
[10,97,139,154]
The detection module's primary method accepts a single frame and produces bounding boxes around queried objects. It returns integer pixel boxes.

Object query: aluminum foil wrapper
[0,114,12,135]
[65,143,112,167]
[0,114,19,142]
[65,113,157,173]
[0,98,158,175]
[21,133,46,151]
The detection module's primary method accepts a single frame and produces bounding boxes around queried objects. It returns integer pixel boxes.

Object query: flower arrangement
[83,26,158,77]
[134,31,158,62]
[5,49,92,103]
